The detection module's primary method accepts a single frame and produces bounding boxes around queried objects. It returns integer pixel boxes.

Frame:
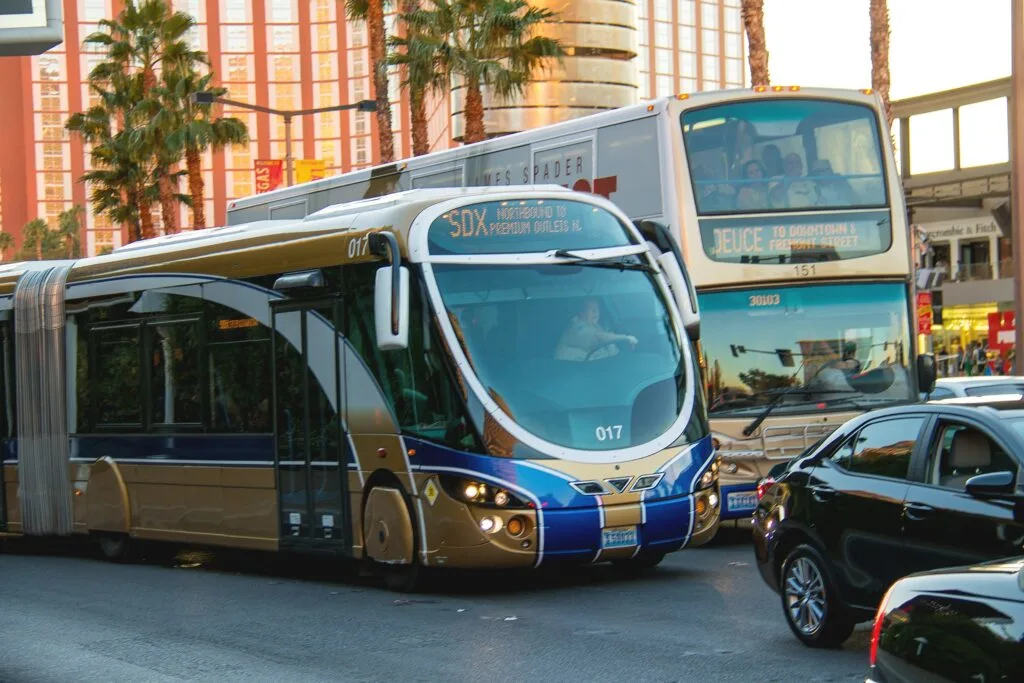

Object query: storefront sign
[988,311,1015,351]
[917,291,933,335]
[254,159,283,194]
[915,218,1003,240]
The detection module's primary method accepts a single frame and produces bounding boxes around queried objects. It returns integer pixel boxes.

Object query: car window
[963,383,1024,397]
[926,422,1021,490]
[830,416,925,480]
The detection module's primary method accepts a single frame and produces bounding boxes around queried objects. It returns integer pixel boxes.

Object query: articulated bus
[228,85,934,527]
[0,186,718,591]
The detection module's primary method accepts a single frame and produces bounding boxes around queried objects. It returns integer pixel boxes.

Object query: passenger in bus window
[761,144,784,178]
[555,298,637,362]
[810,159,858,206]
[735,160,770,211]
[769,153,817,209]
[692,164,731,212]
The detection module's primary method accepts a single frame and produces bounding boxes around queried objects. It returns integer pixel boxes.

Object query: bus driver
[555,298,638,361]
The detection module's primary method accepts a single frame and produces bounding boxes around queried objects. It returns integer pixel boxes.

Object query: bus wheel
[612,551,665,573]
[363,482,422,593]
[96,532,135,563]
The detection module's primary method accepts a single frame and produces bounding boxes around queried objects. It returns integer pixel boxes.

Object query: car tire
[779,543,855,648]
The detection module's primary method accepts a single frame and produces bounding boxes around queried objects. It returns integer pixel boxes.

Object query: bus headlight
[438,475,529,509]
[699,460,719,489]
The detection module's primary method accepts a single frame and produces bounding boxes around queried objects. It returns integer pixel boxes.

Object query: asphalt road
[0,529,871,683]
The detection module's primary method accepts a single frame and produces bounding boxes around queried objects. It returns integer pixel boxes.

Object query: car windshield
[681,97,888,215]
[699,281,916,416]
[430,262,687,452]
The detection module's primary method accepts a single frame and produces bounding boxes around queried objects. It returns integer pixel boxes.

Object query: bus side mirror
[917,353,936,395]
[634,219,700,341]
[369,231,409,351]
[374,266,409,350]
[656,252,700,341]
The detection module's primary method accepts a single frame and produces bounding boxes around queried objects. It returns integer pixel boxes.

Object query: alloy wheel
[784,556,827,635]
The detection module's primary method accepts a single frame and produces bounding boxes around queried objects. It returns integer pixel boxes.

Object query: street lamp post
[192,92,376,187]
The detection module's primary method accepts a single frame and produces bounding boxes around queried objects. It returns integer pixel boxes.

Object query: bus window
[149,320,203,427]
[343,264,477,450]
[206,300,273,433]
[92,324,143,428]
[681,98,888,215]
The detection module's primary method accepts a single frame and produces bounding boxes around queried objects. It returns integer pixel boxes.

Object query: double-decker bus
[0,186,717,591]
[228,86,934,528]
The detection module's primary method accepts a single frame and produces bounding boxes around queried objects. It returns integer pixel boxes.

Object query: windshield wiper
[741,388,858,437]
[550,249,656,273]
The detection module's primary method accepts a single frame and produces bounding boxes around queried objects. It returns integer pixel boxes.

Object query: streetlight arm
[191,93,376,119]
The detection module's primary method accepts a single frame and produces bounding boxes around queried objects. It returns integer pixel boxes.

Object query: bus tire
[96,532,135,563]
[362,478,422,593]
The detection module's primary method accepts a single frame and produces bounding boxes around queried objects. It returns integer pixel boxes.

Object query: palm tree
[741,0,770,87]
[400,0,564,144]
[345,0,396,163]
[869,0,893,129]
[57,205,84,259]
[20,219,52,261]
[389,0,448,155]
[165,71,248,229]
[66,78,155,242]
[0,232,14,262]
[85,0,202,235]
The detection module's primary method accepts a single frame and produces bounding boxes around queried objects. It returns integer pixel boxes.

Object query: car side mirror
[965,470,1017,498]
[917,353,936,396]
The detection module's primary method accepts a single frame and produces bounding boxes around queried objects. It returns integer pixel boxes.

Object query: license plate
[601,526,638,549]
[727,491,758,512]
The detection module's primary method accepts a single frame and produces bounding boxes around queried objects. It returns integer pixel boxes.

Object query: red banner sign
[254,159,283,194]
[916,291,933,335]
[988,311,1015,352]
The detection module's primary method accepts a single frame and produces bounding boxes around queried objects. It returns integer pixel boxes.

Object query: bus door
[270,298,349,552]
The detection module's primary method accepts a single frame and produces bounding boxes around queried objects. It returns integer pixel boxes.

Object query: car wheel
[780,543,855,648]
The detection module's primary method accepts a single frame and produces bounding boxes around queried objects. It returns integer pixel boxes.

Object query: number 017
[595,425,623,441]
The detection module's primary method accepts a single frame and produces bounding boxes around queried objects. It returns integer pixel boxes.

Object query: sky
[762,0,1011,173]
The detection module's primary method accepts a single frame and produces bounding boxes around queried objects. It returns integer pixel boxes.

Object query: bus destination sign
[427,199,634,255]
[699,211,891,263]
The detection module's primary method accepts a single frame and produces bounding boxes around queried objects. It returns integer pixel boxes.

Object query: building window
[701,1,719,29]
[314,23,335,51]
[702,28,720,56]
[223,25,252,52]
[725,32,742,59]
[221,0,249,23]
[724,6,741,32]
[267,0,298,23]
[270,53,299,81]
[726,58,743,86]
[678,0,696,24]
[316,52,337,80]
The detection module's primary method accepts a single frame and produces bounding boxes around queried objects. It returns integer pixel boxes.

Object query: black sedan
[868,556,1024,682]
[752,397,1024,648]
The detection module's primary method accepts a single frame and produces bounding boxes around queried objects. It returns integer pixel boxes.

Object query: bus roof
[0,185,576,294]
[226,86,882,217]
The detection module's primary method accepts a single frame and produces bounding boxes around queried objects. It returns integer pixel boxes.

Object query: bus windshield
[698,282,915,417]
[681,98,888,216]
[430,260,688,453]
